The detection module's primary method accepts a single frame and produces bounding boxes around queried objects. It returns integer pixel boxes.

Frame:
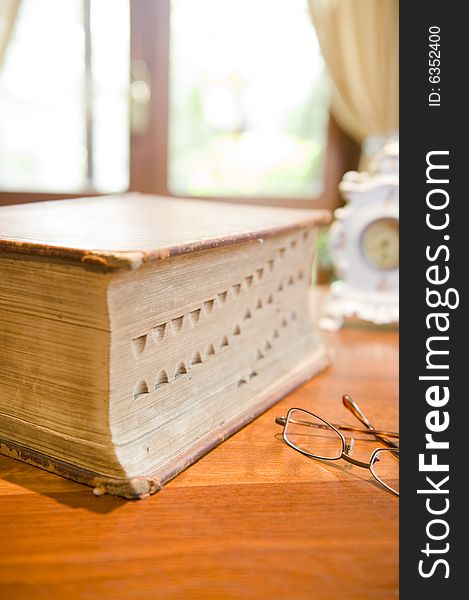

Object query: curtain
[308,0,398,144]
[0,0,20,66]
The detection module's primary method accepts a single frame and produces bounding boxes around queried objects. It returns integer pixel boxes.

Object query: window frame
[0,0,360,209]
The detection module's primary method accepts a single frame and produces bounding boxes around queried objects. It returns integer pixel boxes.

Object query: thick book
[0,194,330,498]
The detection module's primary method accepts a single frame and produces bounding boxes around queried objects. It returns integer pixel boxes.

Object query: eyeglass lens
[284,409,343,460]
[370,449,399,495]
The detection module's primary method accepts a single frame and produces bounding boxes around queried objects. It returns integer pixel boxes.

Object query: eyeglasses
[275,395,399,496]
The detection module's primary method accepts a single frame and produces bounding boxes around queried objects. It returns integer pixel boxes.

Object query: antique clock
[321,142,399,329]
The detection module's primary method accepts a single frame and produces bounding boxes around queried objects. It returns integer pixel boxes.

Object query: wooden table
[0,326,398,600]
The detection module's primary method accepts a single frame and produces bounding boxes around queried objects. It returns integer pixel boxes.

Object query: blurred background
[0,0,397,212]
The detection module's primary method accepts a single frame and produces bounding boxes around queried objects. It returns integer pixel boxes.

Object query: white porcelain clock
[321,141,399,330]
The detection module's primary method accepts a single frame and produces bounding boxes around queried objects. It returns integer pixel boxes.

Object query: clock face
[360,218,399,271]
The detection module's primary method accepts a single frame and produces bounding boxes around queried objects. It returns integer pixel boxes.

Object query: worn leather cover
[0,193,330,270]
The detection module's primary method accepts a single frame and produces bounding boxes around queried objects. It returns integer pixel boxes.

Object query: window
[0,0,359,207]
[169,0,329,199]
[0,0,129,194]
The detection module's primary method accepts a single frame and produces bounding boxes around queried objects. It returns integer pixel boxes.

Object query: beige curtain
[0,0,20,66]
[309,0,398,144]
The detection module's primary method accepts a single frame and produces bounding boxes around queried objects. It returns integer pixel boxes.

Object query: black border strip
[400,2,463,595]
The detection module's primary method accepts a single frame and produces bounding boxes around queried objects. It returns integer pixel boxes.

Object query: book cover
[0,194,330,498]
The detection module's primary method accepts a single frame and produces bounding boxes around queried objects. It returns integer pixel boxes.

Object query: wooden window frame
[0,0,360,209]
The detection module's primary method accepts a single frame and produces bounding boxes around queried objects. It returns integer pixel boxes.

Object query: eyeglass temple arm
[342,394,399,449]
[274,416,399,438]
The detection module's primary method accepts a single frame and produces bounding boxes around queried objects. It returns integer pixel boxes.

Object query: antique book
[0,194,330,498]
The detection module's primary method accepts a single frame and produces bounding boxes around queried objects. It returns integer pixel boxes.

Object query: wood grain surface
[0,325,398,600]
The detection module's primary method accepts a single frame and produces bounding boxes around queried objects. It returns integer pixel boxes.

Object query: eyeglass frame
[279,407,399,496]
